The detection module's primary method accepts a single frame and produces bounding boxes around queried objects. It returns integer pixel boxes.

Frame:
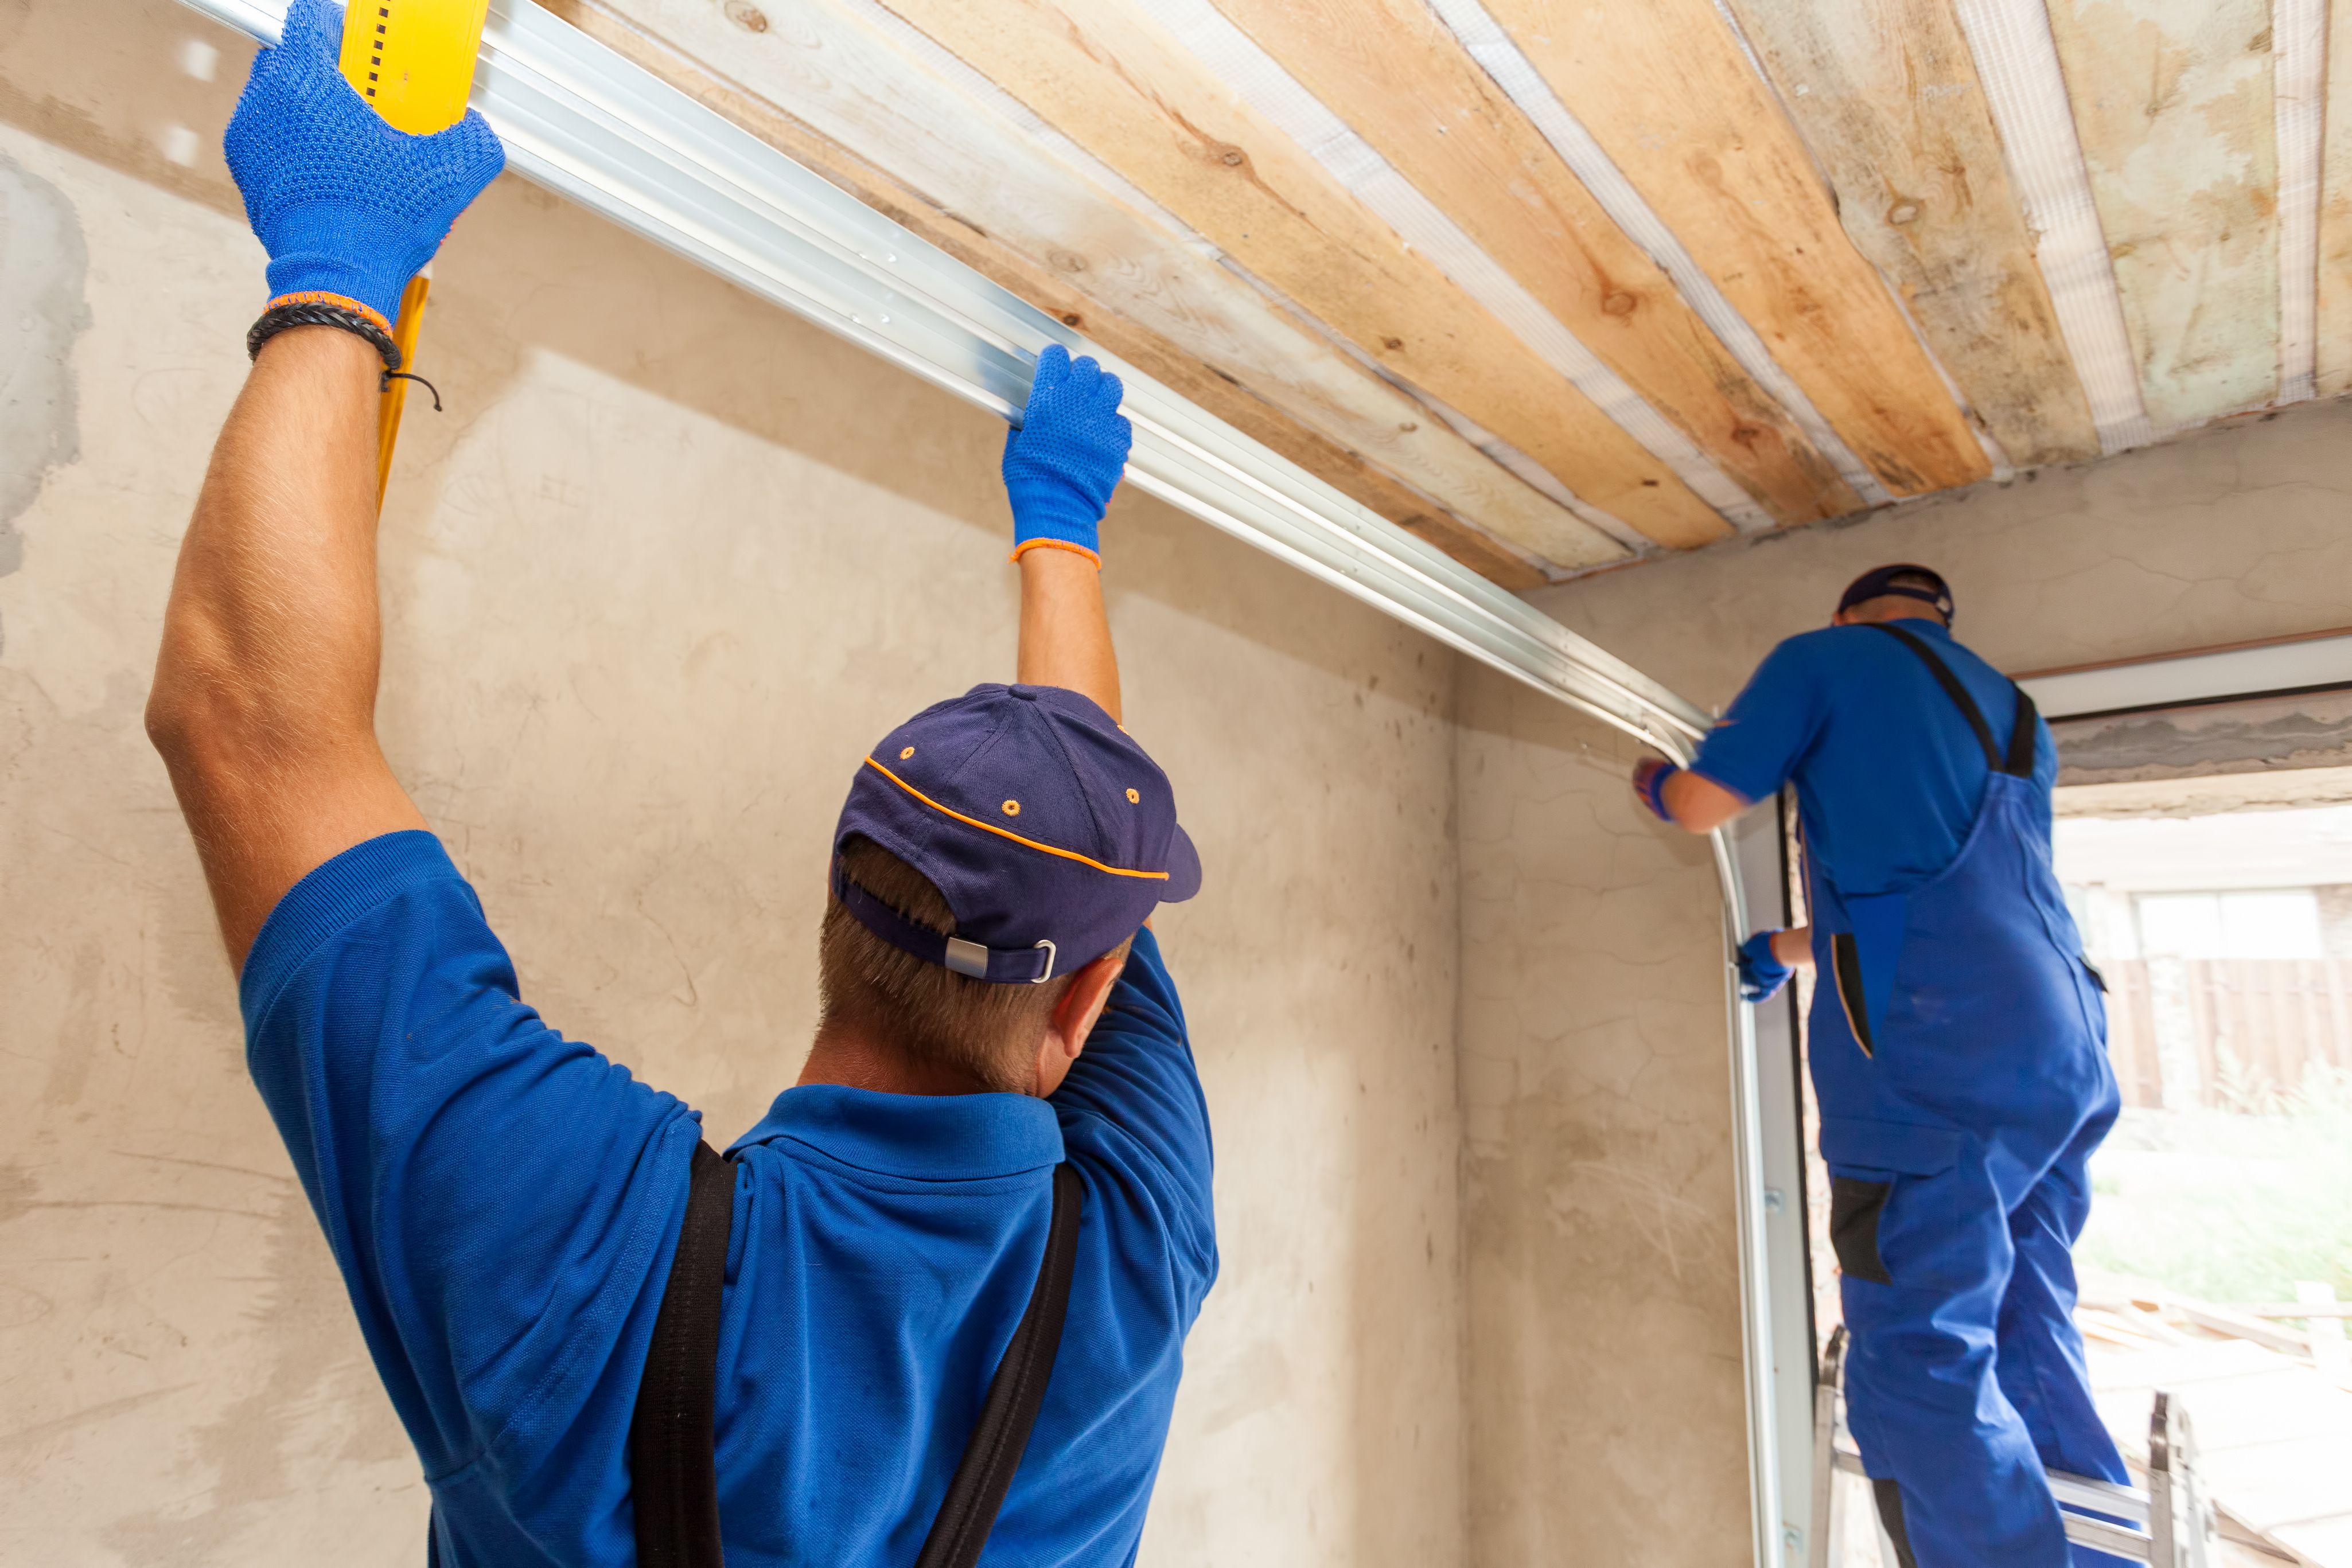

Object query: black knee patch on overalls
[1830,1176,1894,1285]
[1872,1477,1921,1568]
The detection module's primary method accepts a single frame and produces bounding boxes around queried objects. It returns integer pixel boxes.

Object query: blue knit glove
[1736,930,1793,1003]
[224,0,505,334]
[1633,758,1681,823]
[1003,344,1132,565]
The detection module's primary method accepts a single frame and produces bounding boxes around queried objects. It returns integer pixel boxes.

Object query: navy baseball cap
[831,684,1201,984]
[1836,563,1953,621]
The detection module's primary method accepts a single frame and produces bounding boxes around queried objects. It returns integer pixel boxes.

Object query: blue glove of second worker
[1633,757,1681,823]
[1003,344,1134,565]
[1736,930,1793,1003]
[224,0,505,334]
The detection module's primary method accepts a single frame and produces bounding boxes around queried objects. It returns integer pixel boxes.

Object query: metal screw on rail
[338,0,490,506]
[1808,1325,2216,1567]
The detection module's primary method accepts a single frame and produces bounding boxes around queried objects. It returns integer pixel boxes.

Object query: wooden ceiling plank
[863,0,1736,549]
[2042,0,2281,427]
[2318,0,2352,397]
[1202,0,1860,525]
[1475,0,1991,496]
[1722,0,2101,469]
[566,0,1620,574]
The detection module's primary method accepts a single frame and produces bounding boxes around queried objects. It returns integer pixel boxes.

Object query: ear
[1029,946,1128,1097]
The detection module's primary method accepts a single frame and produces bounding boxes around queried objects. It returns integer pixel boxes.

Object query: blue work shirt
[1689,618,2057,897]
[240,830,1216,1567]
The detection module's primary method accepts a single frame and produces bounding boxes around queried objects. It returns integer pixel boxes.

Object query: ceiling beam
[1198,0,1860,527]
[550,0,1554,585]
[1472,0,1991,497]
[2042,0,2281,428]
[1722,0,2100,469]
[558,0,1621,575]
[866,0,1738,549]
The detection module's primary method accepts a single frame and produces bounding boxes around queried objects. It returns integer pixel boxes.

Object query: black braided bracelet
[247,300,403,373]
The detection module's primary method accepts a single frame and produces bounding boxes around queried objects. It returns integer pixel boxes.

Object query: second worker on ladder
[1631,565,2129,1568]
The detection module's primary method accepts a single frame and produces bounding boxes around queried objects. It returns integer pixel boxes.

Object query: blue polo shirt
[240,830,1216,1567]
[1689,618,2057,898]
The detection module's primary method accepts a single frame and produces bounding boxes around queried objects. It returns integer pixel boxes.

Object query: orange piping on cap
[862,758,1167,880]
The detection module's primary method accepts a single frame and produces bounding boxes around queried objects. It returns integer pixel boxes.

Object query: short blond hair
[818,836,1128,1091]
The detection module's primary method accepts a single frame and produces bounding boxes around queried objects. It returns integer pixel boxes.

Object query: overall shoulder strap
[1860,622,2012,773]
[632,1139,739,1568]
[914,1163,1085,1568]
[628,1154,1084,1568]
[2002,685,2041,778]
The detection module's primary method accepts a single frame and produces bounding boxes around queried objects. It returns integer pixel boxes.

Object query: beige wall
[1455,675,1755,1567]
[0,6,1466,1562]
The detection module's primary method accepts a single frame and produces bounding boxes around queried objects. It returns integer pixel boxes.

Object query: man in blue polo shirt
[146,10,1213,1562]
[1630,567,2126,1567]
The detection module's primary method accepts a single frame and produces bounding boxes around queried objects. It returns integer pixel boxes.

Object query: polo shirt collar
[732,1083,1063,1180]
[1890,615,1953,641]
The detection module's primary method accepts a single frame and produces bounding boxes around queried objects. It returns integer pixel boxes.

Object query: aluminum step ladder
[1809,1327,2217,1567]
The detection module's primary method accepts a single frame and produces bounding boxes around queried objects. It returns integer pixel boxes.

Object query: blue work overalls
[1804,622,2128,1566]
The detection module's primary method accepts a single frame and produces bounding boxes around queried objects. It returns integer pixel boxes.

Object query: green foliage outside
[2080,1064,2352,1309]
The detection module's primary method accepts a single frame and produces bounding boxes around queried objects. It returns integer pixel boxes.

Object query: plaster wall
[0,6,1466,1563]
[1454,676,1755,1567]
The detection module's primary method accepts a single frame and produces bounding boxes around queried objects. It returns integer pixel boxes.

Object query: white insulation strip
[1948,0,2157,452]
[1130,0,1770,533]
[2274,0,2326,405]
[1423,0,1892,508]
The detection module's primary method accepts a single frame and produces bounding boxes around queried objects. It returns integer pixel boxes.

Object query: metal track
[171,3,1793,1560]
[176,0,1707,756]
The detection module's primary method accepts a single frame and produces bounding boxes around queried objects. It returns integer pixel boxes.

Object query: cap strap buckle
[835,861,1059,985]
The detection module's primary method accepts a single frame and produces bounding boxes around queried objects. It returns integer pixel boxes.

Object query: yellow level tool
[338,0,490,505]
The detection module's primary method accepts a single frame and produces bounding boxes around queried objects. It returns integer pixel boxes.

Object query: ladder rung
[1833,1449,2160,1546]
[2050,1468,2153,1525]
[2064,1511,2155,1562]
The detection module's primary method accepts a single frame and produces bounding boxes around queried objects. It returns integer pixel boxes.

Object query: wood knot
[1601,290,1638,316]
[1886,198,1921,225]
[723,1,769,32]
[1381,336,1404,350]
[1049,249,1088,274]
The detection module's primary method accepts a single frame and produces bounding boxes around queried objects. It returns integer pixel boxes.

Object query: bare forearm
[1662,767,1747,833]
[1771,927,1814,968]
[148,326,422,964]
[1017,548,1121,721]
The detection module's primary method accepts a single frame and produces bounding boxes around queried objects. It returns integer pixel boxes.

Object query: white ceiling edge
[2274,0,2327,405]
[1949,0,2158,455]
[166,0,1711,752]
[2023,632,2352,720]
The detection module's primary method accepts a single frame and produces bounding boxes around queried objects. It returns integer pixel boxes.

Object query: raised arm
[1003,344,1132,720]
[145,0,503,966]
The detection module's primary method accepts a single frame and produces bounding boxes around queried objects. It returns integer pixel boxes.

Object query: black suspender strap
[2001,684,2039,777]
[913,1162,1085,1568]
[629,1149,1085,1568]
[1863,622,2037,778]
[632,1140,739,1568]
